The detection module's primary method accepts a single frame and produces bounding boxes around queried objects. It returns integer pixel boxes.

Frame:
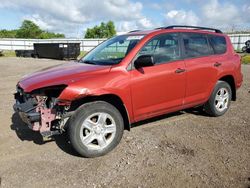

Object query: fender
[58,69,135,123]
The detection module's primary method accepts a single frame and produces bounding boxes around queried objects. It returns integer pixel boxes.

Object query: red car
[14,25,243,157]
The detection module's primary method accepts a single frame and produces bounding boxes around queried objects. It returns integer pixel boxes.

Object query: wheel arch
[69,94,131,131]
[218,75,236,101]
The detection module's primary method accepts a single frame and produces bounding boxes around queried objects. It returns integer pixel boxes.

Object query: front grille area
[14,85,37,113]
[15,85,26,103]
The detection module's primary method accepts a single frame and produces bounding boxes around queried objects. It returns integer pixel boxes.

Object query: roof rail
[164,25,223,33]
[155,27,164,30]
[128,30,141,33]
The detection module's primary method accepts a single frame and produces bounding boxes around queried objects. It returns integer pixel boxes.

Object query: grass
[0,50,16,57]
[0,50,87,59]
[235,49,242,53]
[241,54,250,64]
[77,51,87,59]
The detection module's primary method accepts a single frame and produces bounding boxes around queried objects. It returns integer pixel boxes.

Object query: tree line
[0,20,65,39]
[0,20,117,39]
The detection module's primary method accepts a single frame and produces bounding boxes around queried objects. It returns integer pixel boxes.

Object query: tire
[204,81,232,117]
[68,101,124,158]
[33,54,39,58]
[245,40,250,47]
[242,46,247,53]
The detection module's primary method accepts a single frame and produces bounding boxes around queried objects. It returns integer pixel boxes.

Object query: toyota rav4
[14,25,243,157]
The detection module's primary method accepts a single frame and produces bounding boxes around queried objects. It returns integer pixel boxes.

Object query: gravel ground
[0,57,249,188]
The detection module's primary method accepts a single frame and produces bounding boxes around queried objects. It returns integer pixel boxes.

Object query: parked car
[242,40,250,53]
[14,25,243,157]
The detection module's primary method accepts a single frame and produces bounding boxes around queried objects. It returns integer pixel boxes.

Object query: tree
[16,20,43,38]
[106,21,116,37]
[84,21,116,38]
[0,29,17,38]
[0,20,65,39]
[39,31,65,39]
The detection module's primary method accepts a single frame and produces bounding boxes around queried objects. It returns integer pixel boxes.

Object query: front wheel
[68,101,124,158]
[204,81,232,117]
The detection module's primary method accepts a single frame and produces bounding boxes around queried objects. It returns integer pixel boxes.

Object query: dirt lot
[0,57,249,188]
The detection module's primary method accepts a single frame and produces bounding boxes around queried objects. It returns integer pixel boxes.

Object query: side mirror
[134,55,155,68]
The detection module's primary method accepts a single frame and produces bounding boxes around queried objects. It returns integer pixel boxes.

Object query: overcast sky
[0,0,249,37]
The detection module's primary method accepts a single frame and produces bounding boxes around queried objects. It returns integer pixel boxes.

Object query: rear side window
[209,35,227,54]
[182,33,213,58]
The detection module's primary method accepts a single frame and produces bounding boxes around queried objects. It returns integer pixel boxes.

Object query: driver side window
[138,33,181,64]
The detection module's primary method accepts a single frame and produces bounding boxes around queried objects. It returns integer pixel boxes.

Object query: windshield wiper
[81,60,96,65]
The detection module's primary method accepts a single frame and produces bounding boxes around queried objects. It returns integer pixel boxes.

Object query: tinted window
[138,33,181,64]
[209,35,227,54]
[182,33,213,58]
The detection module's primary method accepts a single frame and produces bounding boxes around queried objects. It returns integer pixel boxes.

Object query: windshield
[80,35,144,65]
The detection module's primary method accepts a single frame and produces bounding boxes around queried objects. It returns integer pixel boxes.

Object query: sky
[0,0,250,38]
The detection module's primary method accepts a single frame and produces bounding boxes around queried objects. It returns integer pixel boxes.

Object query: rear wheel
[68,101,124,158]
[204,81,232,117]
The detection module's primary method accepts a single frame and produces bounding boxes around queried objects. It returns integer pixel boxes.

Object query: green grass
[78,51,87,59]
[241,54,250,64]
[235,49,242,53]
[0,50,16,57]
[0,50,87,59]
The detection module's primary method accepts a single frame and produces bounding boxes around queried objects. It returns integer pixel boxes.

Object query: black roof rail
[128,30,141,33]
[164,25,223,33]
[155,27,164,30]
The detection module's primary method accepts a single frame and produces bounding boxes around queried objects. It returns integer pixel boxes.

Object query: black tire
[68,101,124,158]
[33,54,39,58]
[242,46,247,53]
[245,40,250,47]
[204,81,232,117]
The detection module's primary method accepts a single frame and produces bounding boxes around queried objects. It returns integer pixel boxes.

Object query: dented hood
[18,61,111,92]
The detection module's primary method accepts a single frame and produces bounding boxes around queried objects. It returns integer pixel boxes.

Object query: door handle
[175,68,186,73]
[214,62,222,67]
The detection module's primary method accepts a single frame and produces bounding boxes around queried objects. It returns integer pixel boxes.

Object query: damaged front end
[13,85,72,138]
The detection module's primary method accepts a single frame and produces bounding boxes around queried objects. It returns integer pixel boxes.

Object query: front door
[130,33,186,122]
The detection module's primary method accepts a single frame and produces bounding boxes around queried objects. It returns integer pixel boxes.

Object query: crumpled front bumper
[13,87,42,130]
[13,102,41,130]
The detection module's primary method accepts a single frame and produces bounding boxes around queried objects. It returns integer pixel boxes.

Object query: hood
[19,62,111,92]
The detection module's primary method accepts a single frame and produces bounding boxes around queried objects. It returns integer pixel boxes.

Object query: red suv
[14,25,243,157]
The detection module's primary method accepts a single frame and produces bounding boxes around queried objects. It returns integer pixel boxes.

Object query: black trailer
[33,43,80,60]
[15,50,35,57]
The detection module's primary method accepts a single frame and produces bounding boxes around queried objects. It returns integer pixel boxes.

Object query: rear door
[208,34,228,68]
[130,33,186,121]
[182,32,218,106]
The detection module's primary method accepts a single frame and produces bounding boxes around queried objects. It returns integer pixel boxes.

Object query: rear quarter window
[209,35,227,54]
